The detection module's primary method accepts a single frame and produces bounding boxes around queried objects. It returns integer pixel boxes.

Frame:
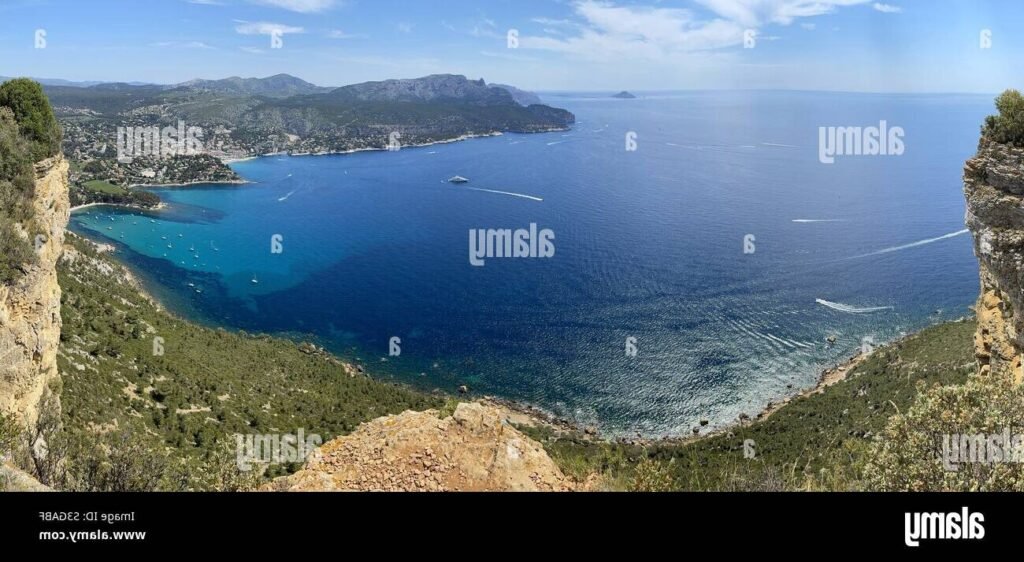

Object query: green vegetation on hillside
[45,75,573,165]
[83,179,126,195]
[0,412,15,459]
[0,110,36,282]
[0,413,17,491]
[69,178,160,209]
[983,89,1024,145]
[19,234,443,490]
[528,319,978,491]
[0,79,62,283]
[0,78,62,160]
[863,371,1024,491]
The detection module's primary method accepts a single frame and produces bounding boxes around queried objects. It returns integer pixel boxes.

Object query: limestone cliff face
[964,139,1024,383]
[270,402,573,492]
[0,154,69,427]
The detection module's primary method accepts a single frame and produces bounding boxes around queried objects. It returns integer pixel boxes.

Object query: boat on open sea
[448,175,469,184]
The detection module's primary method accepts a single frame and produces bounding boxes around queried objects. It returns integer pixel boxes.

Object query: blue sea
[71,91,989,437]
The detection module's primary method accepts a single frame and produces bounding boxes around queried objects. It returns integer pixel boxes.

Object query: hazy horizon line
[0,74,1005,98]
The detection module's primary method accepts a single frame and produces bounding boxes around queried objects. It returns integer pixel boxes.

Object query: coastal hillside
[9,230,580,491]
[45,73,572,208]
[36,233,447,490]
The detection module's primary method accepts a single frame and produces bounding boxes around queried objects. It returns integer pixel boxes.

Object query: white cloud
[327,29,362,39]
[239,46,266,54]
[470,18,500,39]
[800,22,816,30]
[151,40,214,49]
[445,17,502,39]
[872,3,902,13]
[694,0,869,27]
[531,17,578,28]
[234,21,304,36]
[250,0,336,13]
[397,22,414,34]
[520,1,746,60]
[519,1,874,62]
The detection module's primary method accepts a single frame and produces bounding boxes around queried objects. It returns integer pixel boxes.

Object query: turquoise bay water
[71,91,987,437]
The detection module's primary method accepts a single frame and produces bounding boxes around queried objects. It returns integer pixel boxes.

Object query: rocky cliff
[964,138,1024,383]
[269,401,573,492]
[0,154,69,427]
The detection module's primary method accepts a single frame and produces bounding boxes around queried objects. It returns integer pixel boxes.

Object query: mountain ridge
[172,73,331,97]
[45,74,573,198]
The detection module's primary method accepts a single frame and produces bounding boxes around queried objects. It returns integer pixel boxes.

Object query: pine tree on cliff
[983,89,1024,145]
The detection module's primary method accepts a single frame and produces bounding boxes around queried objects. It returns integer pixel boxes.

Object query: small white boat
[448,175,470,184]
[251,276,259,285]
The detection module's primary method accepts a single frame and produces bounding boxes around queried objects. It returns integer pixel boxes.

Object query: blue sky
[1,0,1022,92]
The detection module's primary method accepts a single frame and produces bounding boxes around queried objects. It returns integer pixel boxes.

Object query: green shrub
[436,398,461,419]
[0,105,37,283]
[0,78,62,160]
[0,223,34,283]
[863,374,1024,491]
[0,79,61,284]
[629,457,676,492]
[983,89,1024,145]
[0,106,35,218]
[0,412,17,460]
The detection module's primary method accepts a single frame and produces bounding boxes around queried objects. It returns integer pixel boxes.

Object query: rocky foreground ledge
[267,402,573,492]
